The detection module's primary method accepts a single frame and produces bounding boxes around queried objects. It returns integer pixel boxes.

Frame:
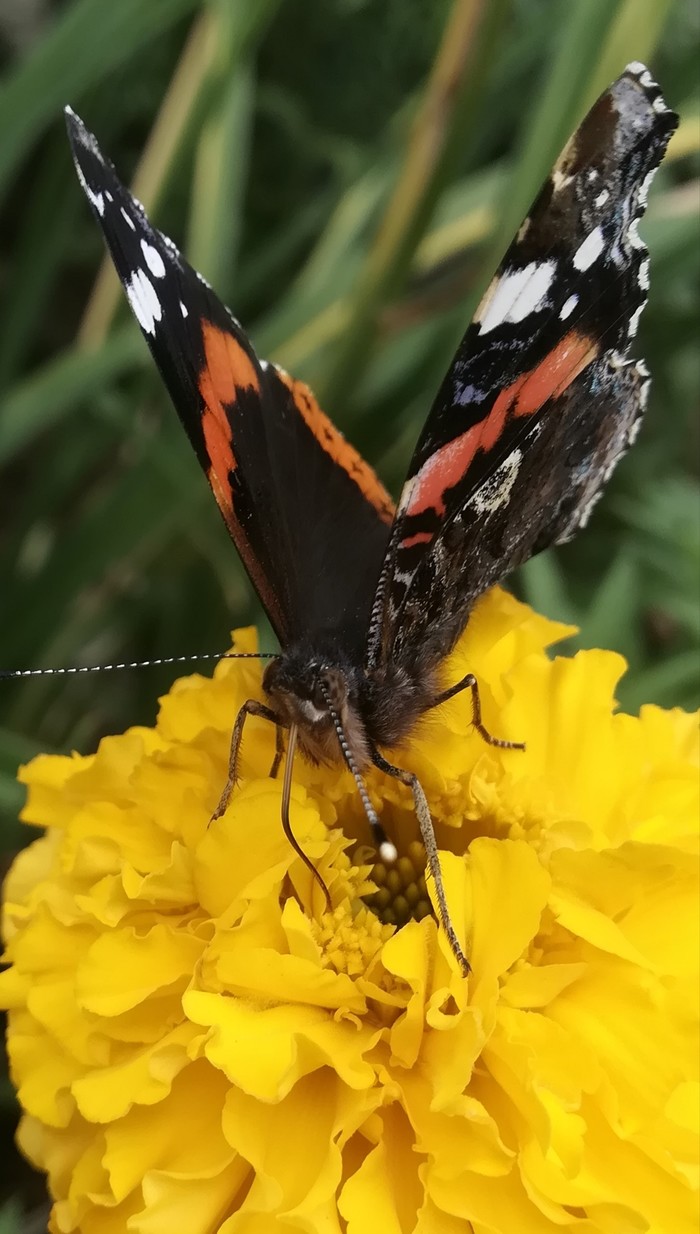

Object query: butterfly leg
[432,673,525,751]
[211,698,280,822]
[281,724,331,910]
[370,748,470,975]
[269,725,285,779]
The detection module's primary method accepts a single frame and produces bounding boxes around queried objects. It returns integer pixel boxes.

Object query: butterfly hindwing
[66,109,394,655]
[366,63,678,675]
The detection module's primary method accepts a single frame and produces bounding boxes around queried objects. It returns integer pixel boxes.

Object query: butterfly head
[263,647,369,768]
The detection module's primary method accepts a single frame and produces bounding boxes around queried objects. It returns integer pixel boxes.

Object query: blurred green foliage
[0,0,698,1223]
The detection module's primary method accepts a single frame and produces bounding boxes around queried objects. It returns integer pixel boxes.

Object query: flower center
[358,839,431,927]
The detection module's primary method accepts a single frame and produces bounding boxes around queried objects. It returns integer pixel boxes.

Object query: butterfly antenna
[0,651,276,681]
[320,685,398,865]
[280,723,332,909]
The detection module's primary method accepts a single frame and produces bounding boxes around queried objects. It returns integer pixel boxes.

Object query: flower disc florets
[1,588,698,1233]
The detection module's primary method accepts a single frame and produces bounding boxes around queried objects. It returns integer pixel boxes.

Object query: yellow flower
[1,587,698,1234]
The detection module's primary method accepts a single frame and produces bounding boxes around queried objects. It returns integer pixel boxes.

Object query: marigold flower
[1,587,698,1233]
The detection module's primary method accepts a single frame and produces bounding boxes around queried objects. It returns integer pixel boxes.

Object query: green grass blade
[0,144,80,386]
[0,0,200,197]
[577,550,642,661]
[0,329,143,466]
[1,438,199,668]
[620,651,700,712]
[485,0,624,269]
[188,65,254,291]
[319,0,508,412]
[518,553,581,630]
[588,0,675,104]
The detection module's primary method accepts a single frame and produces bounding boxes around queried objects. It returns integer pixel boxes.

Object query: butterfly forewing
[66,109,393,656]
[365,64,678,676]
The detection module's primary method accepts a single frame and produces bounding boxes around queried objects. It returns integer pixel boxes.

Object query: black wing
[365,63,677,676]
[66,108,394,656]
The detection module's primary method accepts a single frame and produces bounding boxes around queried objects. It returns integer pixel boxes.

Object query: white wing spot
[576,491,604,530]
[469,448,523,515]
[626,62,656,89]
[573,226,605,271]
[87,186,105,216]
[121,207,136,231]
[126,270,162,336]
[552,168,574,192]
[594,189,609,207]
[627,302,644,338]
[627,416,643,446]
[477,260,556,334]
[179,301,188,318]
[638,257,650,291]
[141,240,166,279]
[628,216,644,250]
[162,233,181,257]
[74,161,105,216]
[559,294,579,320]
[637,168,656,209]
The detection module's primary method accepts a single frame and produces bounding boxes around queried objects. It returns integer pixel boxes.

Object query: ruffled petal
[1,590,695,1231]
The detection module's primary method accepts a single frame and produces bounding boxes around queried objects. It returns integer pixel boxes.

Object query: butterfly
[65,62,677,971]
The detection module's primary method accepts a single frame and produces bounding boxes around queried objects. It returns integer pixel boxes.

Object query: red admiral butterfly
[65,63,677,971]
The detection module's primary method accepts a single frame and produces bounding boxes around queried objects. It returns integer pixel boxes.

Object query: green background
[0,0,698,1224]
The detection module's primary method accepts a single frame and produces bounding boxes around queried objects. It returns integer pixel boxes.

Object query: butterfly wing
[366,63,678,675]
[67,110,394,655]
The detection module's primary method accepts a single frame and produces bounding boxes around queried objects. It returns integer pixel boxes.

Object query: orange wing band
[198,322,260,517]
[276,370,395,524]
[405,330,597,519]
